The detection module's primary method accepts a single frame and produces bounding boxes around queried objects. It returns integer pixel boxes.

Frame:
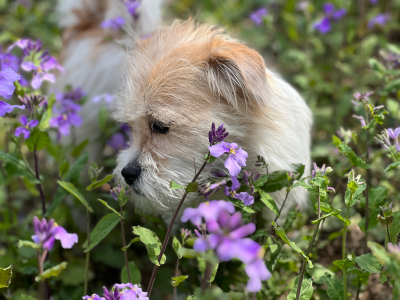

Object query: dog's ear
[205,39,270,109]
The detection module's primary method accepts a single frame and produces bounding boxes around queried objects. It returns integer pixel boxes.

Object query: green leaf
[345,182,366,207]
[170,180,185,189]
[186,182,198,193]
[58,181,93,212]
[379,275,388,284]
[88,162,100,182]
[39,93,55,131]
[197,257,219,283]
[71,139,89,157]
[250,230,270,240]
[311,210,341,224]
[272,222,313,268]
[45,153,89,217]
[383,78,400,92]
[0,265,12,288]
[389,211,400,248]
[369,58,386,74]
[321,275,344,300]
[229,198,257,213]
[306,264,335,284]
[173,236,182,259]
[204,154,216,163]
[35,262,67,282]
[333,259,355,271]
[97,199,123,219]
[334,139,371,169]
[287,275,313,300]
[369,187,388,208]
[0,151,39,183]
[17,240,41,250]
[384,161,400,172]
[87,174,114,191]
[355,253,383,274]
[259,190,280,216]
[292,163,306,178]
[367,242,391,265]
[122,238,140,251]
[253,174,269,189]
[318,203,350,225]
[178,247,199,259]
[59,161,70,178]
[260,170,289,193]
[83,213,121,251]
[133,226,166,266]
[121,261,141,284]
[25,129,50,151]
[172,275,189,287]
[18,295,37,300]
[347,266,370,284]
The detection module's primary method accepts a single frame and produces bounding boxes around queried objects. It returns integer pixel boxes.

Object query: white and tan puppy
[113,21,312,216]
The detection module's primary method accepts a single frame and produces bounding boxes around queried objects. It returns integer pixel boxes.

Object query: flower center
[25,125,29,129]
[205,201,210,206]
[62,114,68,121]
[229,191,236,197]
[229,147,236,154]
[257,247,265,259]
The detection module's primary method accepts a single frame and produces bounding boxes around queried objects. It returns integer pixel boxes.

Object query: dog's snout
[121,163,141,186]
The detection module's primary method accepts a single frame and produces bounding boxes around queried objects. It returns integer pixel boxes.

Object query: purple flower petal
[28,119,39,128]
[333,8,346,20]
[193,235,212,252]
[53,226,78,249]
[231,176,241,191]
[323,3,335,14]
[314,17,331,33]
[236,192,254,206]
[0,101,25,117]
[31,73,43,89]
[229,223,256,240]
[224,155,241,177]
[20,115,28,126]
[21,61,37,72]
[0,68,20,95]
[209,142,229,157]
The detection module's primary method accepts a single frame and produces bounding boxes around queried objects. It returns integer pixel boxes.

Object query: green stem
[343,200,351,300]
[84,209,90,296]
[295,188,320,300]
[120,206,131,283]
[386,223,393,245]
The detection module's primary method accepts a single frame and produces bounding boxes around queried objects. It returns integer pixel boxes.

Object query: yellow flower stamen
[257,248,266,259]
[229,147,236,154]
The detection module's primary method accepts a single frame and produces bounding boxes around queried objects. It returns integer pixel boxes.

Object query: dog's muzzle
[121,162,141,186]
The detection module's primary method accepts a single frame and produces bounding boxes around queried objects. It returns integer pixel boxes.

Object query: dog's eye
[151,121,169,134]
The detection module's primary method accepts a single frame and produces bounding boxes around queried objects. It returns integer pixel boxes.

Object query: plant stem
[295,188,320,300]
[120,206,131,283]
[173,258,180,300]
[34,145,46,215]
[355,278,361,300]
[343,202,351,300]
[84,209,90,296]
[147,153,210,295]
[364,106,371,253]
[201,262,212,292]
[386,223,393,245]
[273,190,291,224]
[37,249,47,300]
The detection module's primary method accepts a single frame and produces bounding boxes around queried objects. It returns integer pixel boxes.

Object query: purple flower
[0,48,20,72]
[21,57,62,89]
[15,115,38,138]
[18,94,47,112]
[313,3,347,34]
[101,16,126,31]
[8,39,42,56]
[124,0,140,16]
[59,87,86,103]
[50,99,82,136]
[353,92,373,105]
[250,8,268,25]
[103,286,120,300]
[353,115,366,127]
[110,186,131,202]
[32,216,78,251]
[368,14,390,29]
[92,93,115,105]
[0,68,20,96]
[181,200,235,226]
[208,123,228,146]
[0,101,25,117]
[108,133,128,151]
[224,176,254,206]
[83,294,105,300]
[370,0,378,3]
[209,142,248,176]
[387,127,400,151]
[114,283,148,300]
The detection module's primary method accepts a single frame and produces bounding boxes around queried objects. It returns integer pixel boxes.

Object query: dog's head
[113,20,308,215]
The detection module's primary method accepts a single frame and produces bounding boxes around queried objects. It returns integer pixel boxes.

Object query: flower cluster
[110,185,131,204]
[312,162,333,178]
[0,67,23,116]
[243,169,261,195]
[313,3,346,34]
[224,176,254,206]
[18,94,47,113]
[375,128,400,152]
[208,123,229,146]
[15,115,38,139]
[83,283,148,300]
[182,200,271,292]
[368,14,390,29]
[32,216,78,251]
[250,7,268,25]
[101,1,141,32]
[209,142,248,177]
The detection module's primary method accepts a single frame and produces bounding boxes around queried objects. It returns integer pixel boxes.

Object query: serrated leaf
[272,222,313,268]
[259,190,280,216]
[121,261,141,284]
[25,129,50,151]
[172,275,189,287]
[122,238,140,251]
[83,213,120,251]
[45,153,88,217]
[321,275,344,300]
[58,181,93,212]
[260,170,289,193]
[292,163,306,178]
[355,253,383,274]
[71,139,89,157]
[287,275,313,300]
[17,240,41,250]
[35,262,67,282]
[133,226,166,266]
[170,180,185,189]
[186,182,198,193]
[97,199,123,219]
[0,151,39,184]
[0,265,12,288]
[173,236,182,259]
[384,161,400,172]
[345,182,366,208]
[87,174,114,191]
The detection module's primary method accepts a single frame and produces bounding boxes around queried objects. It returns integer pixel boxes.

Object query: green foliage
[0,265,12,288]
[321,275,344,300]
[132,226,166,266]
[259,190,280,216]
[355,253,383,274]
[35,262,67,282]
[121,261,141,284]
[172,275,188,287]
[173,236,182,259]
[25,129,49,151]
[97,199,124,219]
[58,181,93,212]
[83,213,121,252]
[287,275,313,300]
[0,151,39,183]
[87,174,114,191]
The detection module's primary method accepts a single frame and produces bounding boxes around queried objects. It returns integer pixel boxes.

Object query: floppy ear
[205,39,270,109]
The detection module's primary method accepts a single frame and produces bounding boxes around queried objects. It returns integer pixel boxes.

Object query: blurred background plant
[0,0,400,299]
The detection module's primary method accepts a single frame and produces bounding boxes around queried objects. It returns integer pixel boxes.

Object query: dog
[112,20,313,216]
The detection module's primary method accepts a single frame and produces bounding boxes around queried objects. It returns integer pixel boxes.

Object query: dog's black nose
[121,163,141,186]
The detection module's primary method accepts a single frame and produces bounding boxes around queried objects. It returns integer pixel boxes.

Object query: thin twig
[120,206,131,283]
[193,157,197,175]
[147,153,210,295]
[84,209,90,295]
[34,145,46,215]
